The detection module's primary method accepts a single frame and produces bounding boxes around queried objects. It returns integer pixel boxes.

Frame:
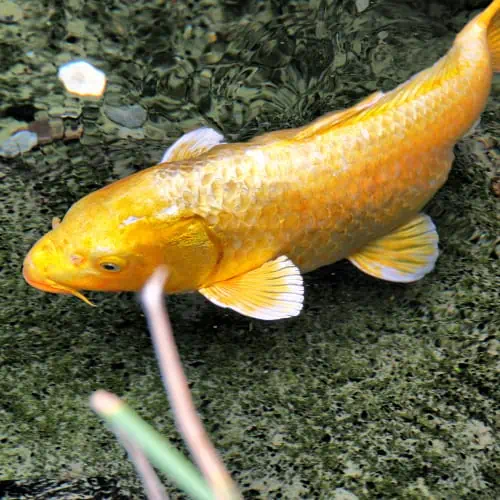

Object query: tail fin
[477,0,500,71]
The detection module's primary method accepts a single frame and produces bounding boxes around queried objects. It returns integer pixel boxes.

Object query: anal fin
[348,214,439,283]
[199,256,304,320]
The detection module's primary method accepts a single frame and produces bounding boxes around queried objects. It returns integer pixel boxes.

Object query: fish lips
[22,256,95,306]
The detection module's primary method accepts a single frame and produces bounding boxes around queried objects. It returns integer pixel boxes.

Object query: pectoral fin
[348,214,439,283]
[160,127,225,163]
[199,256,304,320]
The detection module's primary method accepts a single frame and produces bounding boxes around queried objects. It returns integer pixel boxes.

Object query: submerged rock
[0,130,38,157]
[0,1,23,24]
[104,104,148,129]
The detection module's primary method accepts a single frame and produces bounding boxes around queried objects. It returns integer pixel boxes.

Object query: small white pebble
[355,0,370,13]
[58,60,107,98]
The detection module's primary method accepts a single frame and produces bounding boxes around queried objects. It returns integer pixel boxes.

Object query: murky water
[0,0,498,498]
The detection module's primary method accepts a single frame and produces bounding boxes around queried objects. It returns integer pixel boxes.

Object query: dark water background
[0,0,498,498]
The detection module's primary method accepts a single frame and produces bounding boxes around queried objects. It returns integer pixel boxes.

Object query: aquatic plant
[91,267,241,500]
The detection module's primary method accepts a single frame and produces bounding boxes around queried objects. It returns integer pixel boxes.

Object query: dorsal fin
[353,52,457,122]
[292,90,385,141]
[290,45,458,141]
[244,91,385,147]
[246,58,448,145]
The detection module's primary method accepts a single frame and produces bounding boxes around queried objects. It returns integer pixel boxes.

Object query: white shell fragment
[58,60,107,97]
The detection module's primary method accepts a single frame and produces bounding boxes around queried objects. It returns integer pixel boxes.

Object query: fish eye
[97,255,127,272]
[100,262,121,272]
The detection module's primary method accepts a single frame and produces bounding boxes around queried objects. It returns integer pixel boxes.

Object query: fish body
[23,1,500,319]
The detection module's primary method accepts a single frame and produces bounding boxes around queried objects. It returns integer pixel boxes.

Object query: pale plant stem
[140,267,241,499]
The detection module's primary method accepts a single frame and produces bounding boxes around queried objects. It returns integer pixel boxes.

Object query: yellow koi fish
[23,1,500,320]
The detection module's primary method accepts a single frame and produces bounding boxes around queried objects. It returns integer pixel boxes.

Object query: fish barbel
[23,0,500,319]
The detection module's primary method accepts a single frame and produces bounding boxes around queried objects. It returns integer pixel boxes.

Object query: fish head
[22,202,142,305]
[22,217,107,306]
[23,184,221,305]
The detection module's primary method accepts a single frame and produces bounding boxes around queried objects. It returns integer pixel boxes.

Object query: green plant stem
[91,390,214,500]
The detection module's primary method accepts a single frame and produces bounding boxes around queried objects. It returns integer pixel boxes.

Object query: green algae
[0,0,499,498]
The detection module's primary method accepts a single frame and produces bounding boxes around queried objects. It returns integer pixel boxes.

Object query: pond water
[0,0,498,498]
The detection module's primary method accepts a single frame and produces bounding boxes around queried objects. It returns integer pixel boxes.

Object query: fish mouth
[22,262,95,306]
